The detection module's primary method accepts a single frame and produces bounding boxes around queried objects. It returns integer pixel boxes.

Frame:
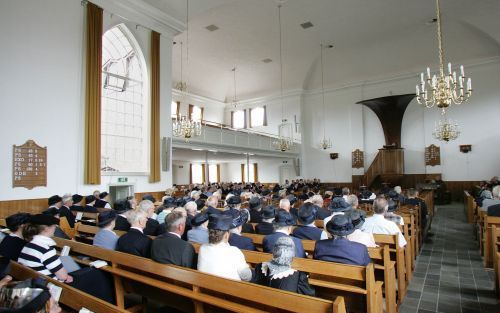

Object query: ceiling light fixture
[432,112,460,142]
[231,67,239,108]
[319,43,333,150]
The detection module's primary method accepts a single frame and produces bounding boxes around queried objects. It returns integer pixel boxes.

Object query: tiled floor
[399,203,500,313]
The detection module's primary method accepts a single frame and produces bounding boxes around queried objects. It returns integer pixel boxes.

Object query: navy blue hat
[387,190,398,200]
[6,213,31,232]
[326,215,355,237]
[226,196,241,205]
[30,214,59,226]
[287,195,297,206]
[387,199,398,212]
[261,205,277,220]
[99,191,109,199]
[195,199,206,211]
[191,212,209,226]
[48,195,62,206]
[97,210,117,228]
[206,206,221,216]
[176,198,187,207]
[163,197,177,208]
[248,197,262,210]
[346,209,366,229]
[142,194,156,203]
[42,207,59,217]
[328,197,352,212]
[273,210,295,227]
[298,203,317,225]
[72,194,83,203]
[85,195,96,204]
[208,213,232,231]
[229,210,249,229]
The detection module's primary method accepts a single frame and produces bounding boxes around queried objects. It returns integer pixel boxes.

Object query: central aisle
[400,203,499,313]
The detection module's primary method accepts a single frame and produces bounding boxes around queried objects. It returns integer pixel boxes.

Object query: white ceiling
[144,0,500,102]
[172,147,287,163]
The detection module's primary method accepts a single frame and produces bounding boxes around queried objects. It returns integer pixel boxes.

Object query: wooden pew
[483,215,500,268]
[9,261,128,313]
[492,225,500,297]
[52,238,347,313]
[478,209,487,256]
[464,191,476,224]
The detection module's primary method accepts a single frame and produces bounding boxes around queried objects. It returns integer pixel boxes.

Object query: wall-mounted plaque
[425,144,440,166]
[13,140,47,189]
[352,149,364,168]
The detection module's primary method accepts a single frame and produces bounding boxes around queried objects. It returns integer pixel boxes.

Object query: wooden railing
[362,149,404,188]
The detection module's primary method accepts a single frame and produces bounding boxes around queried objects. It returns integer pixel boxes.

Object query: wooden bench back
[492,225,500,297]
[484,216,500,268]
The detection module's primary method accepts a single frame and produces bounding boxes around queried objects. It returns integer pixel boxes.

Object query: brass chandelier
[272,1,294,152]
[432,112,460,142]
[416,0,472,112]
[173,0,202,141]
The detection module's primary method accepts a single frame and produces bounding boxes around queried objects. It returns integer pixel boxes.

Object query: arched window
[101,25,148,173]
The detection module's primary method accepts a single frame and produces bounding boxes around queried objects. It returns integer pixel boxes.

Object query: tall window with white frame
[232,110,245,129]
[208,164,218,183]
[191,164,203,184]
[250,107,265,127]
[101,25,148,173]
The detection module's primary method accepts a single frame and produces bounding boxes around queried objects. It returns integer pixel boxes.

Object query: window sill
[101,172,149,177]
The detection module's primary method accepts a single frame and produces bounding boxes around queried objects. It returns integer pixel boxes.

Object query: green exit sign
[118,177,128,183]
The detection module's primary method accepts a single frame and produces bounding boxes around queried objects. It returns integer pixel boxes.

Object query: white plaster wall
[172,161,190,185]
[173,94,225,124]
[0,0,174,200]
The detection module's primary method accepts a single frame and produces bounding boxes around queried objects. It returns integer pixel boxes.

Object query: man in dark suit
[151,211,196,268]
[83,195,98,213]
[248,197,263,223]
[60,194,76,228]
[313,215,370,266]
[263,210,306,258]
[255,205,276,235]
[70,194,84,212]
[228,210,256,251]
[292,203,327,240]
[116,210,152,258]
[138,199,161,236]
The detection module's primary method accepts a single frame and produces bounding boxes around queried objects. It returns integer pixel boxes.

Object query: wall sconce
[460,145,472,153]
[330,153,339,160]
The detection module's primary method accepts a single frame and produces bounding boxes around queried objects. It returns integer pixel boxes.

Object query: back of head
[310,194,323,206]
[165,211,186,233]
[207,196,218,208]
[271,236,295,267]
[138,199,154,215]
[6,213,31,232]
[373,197,388,214]
[62,193,73,205]
[493,185,500,199]
[297,202,317,225]
[346,194,359,208]
[394,186,402,194]
[114,198,131,212]
[279,198,290,209]
[184,201,198,214]
[342,187,350,196]
[127,210,147,226]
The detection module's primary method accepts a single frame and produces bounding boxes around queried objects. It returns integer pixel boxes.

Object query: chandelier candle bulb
[460,65,465,77]
[448,62,452,74]
[427,67,431,79]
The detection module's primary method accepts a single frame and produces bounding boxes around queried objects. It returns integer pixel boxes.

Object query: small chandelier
[173,115,202,141]
[231,67,239,108]
[272,1,294,152]
[432,113,460,142]
[416,0,472,111]
[318,43,333,150]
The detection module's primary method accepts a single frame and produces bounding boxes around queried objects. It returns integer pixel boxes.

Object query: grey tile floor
[399,203,500,313]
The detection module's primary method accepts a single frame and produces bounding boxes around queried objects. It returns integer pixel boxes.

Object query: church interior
[0,0,500,312]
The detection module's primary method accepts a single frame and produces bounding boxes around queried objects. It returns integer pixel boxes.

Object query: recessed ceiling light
[300,21,314,29]
[262,58,273,63]
[205,24,219,31]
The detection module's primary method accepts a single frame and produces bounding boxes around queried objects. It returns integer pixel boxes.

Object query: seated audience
[94,192,112,210]
[70,194,84,212]
[188,212,209,244]
[323,196,352,226]
[184,201,197,236]
[482,186,500,210]
[151,211,196,268]
[228,210,256,251]
[0,213,31,260]
[384,199,404,226]
[323,191,333,207]
[253,236,315,296]
[487,203,500,216]
[138,200,161,236]
[18,214,114,303]
[116,210,152,258]
[205,196,221,215]
[308,195,330,219]
[314,215,371,266]
[83,195,98,213]
[255,205,276,235]
[248,196,263,223]
[346,210,377,248]
[404,188,428,228]
[394,186,406,203]
[263,210,306,258]
[341,187,350,201]
[197,214,252,281]
[156,197,176,224]
[113,199,132,231]
[59,194,76,228]
[361,197,407,248]
[93,210,119,250]
[292,203,328,240]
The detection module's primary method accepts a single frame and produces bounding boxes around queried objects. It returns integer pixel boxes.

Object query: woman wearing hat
[313,215,371,266]
[345,210,377,248]
[263,211,306,258]
[0,213,31,260]
[255,205,277,235]
[93,210,119,250]
[197,214,252,281]
[228,210,257,251]
[18,214,115,303]
[253,236,315,296]
[188,212,209,244]
[292,203,328,241]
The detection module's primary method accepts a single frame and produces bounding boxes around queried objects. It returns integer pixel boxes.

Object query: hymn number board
[12,140,47,189]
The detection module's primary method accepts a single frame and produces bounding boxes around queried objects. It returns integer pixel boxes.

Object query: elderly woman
[253,236,314,296]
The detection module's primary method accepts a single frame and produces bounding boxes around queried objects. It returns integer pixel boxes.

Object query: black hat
[226,196,241,205]
[85,195,96,204]
[326,215,354,237]
[347,209,366,229]
[42,207,59,217]
[142,194,156,203]
[6,213,31,232]
[261,189,271,196]
[287,195,297,206]
[248,197,262,210]
[94,200,107,209]
[361,190,373,200]
[208,213,232,231]
[30,214,59,226]
[48,195,62,206]
[387,190,398,200]
[199,193,208,200]
[163,197,177,208]
[99,191,109,199]
[72,194,83,203]
[328,197,352,212]
[229,210,249,229]
[261,205,277,220]
[273,210,295,227]
[333,188,343,196]
[191,212,209,226]
[195,199,206,211]
[97,210,117,228]
[176,198,187,207]
[297,203,317,225]
[206,206,221,216]
[387,199,398,212]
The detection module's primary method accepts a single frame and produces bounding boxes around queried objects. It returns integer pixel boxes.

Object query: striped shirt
[18,235,63,278]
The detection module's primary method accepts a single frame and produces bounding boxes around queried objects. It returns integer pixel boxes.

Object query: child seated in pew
[17,214,115,303]
[253,236,315,296]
